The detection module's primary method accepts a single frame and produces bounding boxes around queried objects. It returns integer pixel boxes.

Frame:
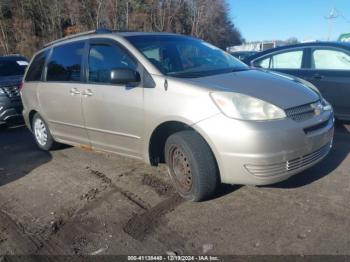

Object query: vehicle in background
[229,51,258,61]
[21,31,334,201]
[227,40,285,54]
[0,55,28,125]
[338,33,350,43]
[244,42,350,121]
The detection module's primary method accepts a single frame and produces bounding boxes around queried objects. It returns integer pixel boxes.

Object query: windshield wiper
[226,67,249,73]
[168,71,208,78]
[169,68,249,78]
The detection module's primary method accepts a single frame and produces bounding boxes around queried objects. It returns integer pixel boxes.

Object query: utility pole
[325,8,338,40]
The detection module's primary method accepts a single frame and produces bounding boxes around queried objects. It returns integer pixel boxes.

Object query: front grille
[2,85,20,98]
[244,144,330,177]
[285,102,317,122]
[303,118,331,134]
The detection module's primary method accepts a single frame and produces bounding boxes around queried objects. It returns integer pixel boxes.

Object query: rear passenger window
[47,42,84,82]
[88,44,136,84]
[25,50,48,81]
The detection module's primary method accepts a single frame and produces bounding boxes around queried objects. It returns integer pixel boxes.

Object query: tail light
[18,81,24,91]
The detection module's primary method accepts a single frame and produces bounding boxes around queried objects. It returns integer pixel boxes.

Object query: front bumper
[0,96,23,124]
[194,110,334,185]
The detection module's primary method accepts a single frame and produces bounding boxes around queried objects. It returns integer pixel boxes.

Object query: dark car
[243,42,350,121]
[0,55,28,125]
[230,51,258,61]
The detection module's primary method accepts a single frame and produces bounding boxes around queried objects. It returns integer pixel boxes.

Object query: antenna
[325,7,338,40]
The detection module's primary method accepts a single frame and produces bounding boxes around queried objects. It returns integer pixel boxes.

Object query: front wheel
[32,113,59,151]
[165,130,219,202]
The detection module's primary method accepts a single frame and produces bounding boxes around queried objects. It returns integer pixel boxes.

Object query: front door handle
[313,73,324,80]
[70,88,81,95]
[82,89,93,97]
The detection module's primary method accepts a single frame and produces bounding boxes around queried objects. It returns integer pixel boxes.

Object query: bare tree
[0,0,242,57]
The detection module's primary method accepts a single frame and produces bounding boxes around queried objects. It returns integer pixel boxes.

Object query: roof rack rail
[44,28,113,48]
[1,54,23,57]
[95,28,113,34]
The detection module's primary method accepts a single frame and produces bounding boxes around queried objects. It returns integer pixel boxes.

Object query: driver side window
[88,44,137,84]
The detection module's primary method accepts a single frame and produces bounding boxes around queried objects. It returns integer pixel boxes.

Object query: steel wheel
[34,118,48,146]
[168,145,193,193]
[165,130,219,201]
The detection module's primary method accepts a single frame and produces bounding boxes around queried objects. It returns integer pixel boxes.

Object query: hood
[186,69,320,109]
[0,75,23,87]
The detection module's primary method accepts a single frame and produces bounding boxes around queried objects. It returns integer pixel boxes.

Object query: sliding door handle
[82,89,93,97]
[70,88,81,95]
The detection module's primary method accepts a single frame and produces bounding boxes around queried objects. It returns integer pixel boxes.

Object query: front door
[81,39,144,158]
[253,48,306,79]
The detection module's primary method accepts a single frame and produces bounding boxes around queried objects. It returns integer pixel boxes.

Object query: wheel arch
[147,120,222,181]
[28,110,38,130]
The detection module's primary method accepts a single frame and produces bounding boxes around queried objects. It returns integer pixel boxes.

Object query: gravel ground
[0,123,349,256]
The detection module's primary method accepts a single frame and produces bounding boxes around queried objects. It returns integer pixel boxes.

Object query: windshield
[126,35,248,78]
[0,60,27,77]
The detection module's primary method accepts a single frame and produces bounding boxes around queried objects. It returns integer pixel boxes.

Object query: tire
[32,113,59,151]
[165,130,219,202]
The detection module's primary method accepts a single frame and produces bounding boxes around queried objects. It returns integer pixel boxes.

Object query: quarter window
[312,49,350,70]
[47,42,84,82]
[26,50,48,81]
[88,44,137,84]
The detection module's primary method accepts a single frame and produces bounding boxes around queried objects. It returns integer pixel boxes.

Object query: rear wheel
[32,113,59,151]
[165,130,219,202]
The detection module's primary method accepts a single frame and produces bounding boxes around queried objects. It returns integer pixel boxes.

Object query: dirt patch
[80,188,100,201]
[0,227,8,243]
[123,194,184,241]
[0,210,41,254]
[118,190,150,211]
[142,173,175,197]
[85,167,180,242]
[71,235,89,255]
[49,216,64,234]
[86,166,151,211]
[118,168,137,177]
[86,167,112,185]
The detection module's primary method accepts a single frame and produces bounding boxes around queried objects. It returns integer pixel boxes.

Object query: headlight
[321,98,332,111]
[210,92,286,120]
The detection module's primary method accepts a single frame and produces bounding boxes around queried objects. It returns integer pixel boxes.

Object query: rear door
[81,38,144,158]
[302,47,350,119]
[252,48,307,78]
[38,41,90,145]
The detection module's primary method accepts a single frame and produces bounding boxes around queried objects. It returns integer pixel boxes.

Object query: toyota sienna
[21,30,334,201]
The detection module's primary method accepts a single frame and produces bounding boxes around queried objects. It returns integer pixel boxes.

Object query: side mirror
[110,68,140,85]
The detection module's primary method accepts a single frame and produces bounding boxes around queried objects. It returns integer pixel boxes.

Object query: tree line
[0,0,242,58]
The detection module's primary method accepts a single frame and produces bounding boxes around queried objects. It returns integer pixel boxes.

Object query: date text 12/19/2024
[128,255,220,261]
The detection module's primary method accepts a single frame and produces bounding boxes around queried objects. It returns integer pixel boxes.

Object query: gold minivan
[21,30,334,201]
